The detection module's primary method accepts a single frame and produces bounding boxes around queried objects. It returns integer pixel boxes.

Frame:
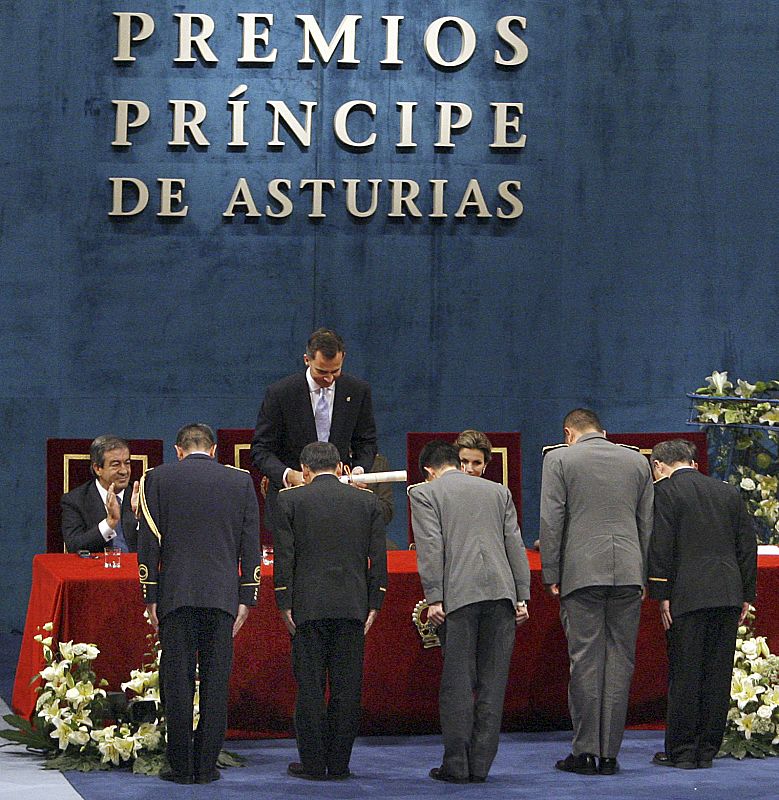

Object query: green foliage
[0,713,55,751]
[691,372,779,544]
[217,749,246,768]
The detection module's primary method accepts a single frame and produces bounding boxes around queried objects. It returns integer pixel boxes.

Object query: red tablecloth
[14,551,779,738]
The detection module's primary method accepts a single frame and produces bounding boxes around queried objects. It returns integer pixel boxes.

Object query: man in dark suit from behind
[274,441,387,781]
[250,328,377,537]
[137,423,261,785]
[61,434,139,552]
[648,439,757,769]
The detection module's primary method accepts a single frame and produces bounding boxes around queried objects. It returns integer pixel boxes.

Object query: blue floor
[62,730,779,800]
[4,631,779,800]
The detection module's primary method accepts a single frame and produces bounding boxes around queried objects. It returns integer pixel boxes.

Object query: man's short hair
[300,441,341,473]
[651,439,698,466]
[454,429,493,465]
[306,328,345,360]
[563,408,604,433]
[90,435,130,476]
[175,423,216,451]
[419,440,461,478]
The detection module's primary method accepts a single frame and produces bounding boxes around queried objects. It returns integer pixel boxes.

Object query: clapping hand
[105,482,121,529]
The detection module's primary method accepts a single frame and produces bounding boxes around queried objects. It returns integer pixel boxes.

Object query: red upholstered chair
[45,438,164,553]
[216,429,270,547]
[406,432,522,547]
[607,431,709,475]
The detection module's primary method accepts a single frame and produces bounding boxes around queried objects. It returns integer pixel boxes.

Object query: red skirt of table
[13,551,779,738]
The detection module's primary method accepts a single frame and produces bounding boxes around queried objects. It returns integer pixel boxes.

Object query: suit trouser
[159,606,234,778]
[438,599,516,780]
[291,618,364,775]
[560,585,642,758]
[665,606,740,764]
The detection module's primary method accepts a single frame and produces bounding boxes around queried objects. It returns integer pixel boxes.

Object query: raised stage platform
[13,551,779,738]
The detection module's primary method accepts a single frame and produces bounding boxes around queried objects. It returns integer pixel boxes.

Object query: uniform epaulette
[279,483,305,492]
[224,463,250,473]
[653,475,669,485]
[406,481,425,496]
[617,443,641,452]
[138,471,161,543]
[542,443,567,456]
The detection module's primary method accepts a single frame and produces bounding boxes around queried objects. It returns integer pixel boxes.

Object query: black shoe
[555,753,598,775]
[429,767,470,783]
[287,762,329,781]
[599,757,619,775]
[328,769,352,780]
[697,760,713,769]
[470,775,487,783]
[159,768,194,784]
[652,753,697,769]
[194,770,221,784]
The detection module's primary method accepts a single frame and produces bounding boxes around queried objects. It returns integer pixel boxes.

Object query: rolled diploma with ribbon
[339,470,408,485]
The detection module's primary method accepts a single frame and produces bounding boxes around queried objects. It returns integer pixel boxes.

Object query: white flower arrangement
[0,619,166,773]
[720,607,779,759]
[690,372,779,544]
[1,616,232,774]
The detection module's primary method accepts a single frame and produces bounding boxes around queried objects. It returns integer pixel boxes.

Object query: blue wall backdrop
[1,1,777,632]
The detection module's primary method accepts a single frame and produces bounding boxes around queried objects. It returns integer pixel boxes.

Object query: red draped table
[14,551,779,738]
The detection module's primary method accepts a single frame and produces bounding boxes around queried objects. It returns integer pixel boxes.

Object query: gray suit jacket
[539,432,654,597]
[409,469,531,615]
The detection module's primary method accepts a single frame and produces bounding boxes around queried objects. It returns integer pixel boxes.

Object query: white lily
[40,660,71,684]
[735,682,766,709]
[705,370,733,396]
[759,408,779,425]
[133,722,162,750]
[66,727,91,747]
[735,712,757,739]
[50,717,75,750]
[58,641,75,660]
[735,379,757,398]
[65,681,99,707]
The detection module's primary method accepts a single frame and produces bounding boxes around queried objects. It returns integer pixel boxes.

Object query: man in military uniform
[137,423,260,785]
[409,440,530,784]
[648,439,756,769]
[539,409,653,776]
[274,441,387,781]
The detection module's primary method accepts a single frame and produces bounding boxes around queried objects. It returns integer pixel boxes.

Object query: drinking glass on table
[103,547,122,569]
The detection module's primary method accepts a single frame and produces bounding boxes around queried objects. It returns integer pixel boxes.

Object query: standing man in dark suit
[137,424,261,785]
[648,439,757,769]
[250,328,377,537]
[274,441,387,781]
[408,440,531,784]
[540,409,653,776]
[61,434,139,552]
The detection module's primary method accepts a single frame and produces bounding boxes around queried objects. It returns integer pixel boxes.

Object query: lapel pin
[346,396,351,402]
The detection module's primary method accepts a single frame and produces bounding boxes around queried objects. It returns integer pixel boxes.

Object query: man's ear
[335,462,343,477]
